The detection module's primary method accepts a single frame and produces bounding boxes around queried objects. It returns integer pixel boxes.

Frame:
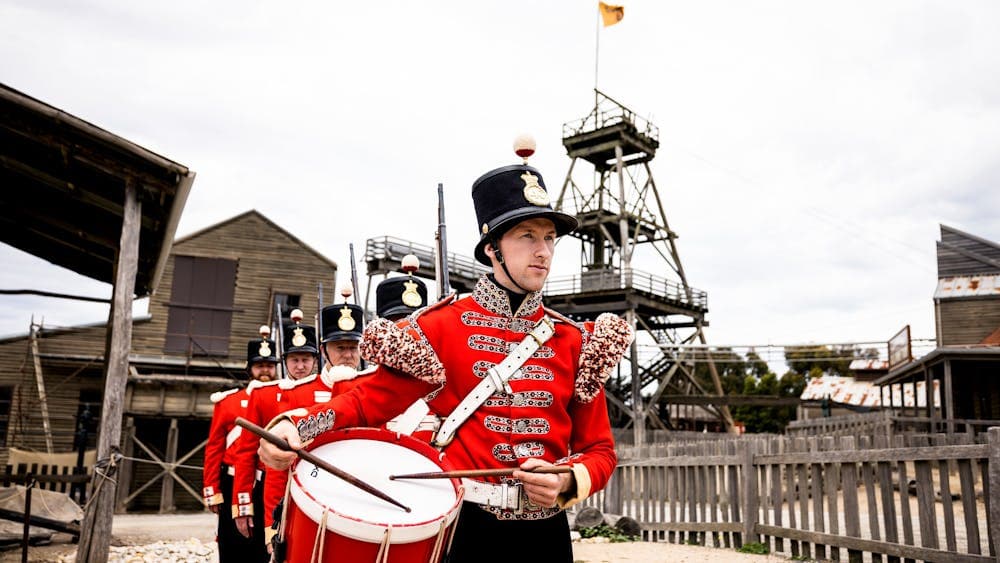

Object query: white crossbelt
[461,479,523,512]
[432,317,554,448]
[226,466,263,481]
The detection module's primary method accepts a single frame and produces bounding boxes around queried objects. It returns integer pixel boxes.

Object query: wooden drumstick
[389,466,574,480]
[235,417,411,513]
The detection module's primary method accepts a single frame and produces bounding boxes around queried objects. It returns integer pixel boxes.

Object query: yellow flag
[599,2,624,27]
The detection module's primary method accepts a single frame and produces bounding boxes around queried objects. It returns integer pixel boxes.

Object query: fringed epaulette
[575,313,634,403]
[279,374,317,389]
[361,318,446,385]
[246,379,277,393]
[210,387,241,404]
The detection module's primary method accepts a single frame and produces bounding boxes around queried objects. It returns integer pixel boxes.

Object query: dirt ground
[1,512,790,563]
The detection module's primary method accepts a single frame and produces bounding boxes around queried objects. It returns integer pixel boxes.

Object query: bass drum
[285,427,463,563]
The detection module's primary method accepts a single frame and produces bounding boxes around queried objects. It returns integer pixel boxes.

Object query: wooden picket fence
[585,427,1000,562]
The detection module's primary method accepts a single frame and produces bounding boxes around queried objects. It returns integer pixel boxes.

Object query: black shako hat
[282,321,318,355]
[246,338,279,367]
[376,276,428,320]
[472,163,578,265]
[320,303,365,343]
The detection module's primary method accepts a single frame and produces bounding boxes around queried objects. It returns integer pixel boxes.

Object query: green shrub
[737,541,769,554]
[578,524,638,543]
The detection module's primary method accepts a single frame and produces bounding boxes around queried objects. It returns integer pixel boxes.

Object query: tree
[784,344,856,377]
[731,371,801,434]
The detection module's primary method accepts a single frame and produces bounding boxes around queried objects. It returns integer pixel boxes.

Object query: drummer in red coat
[378,256,443,440]
[260,137,633,562]
[229,310,318,551]
[202,327,278,563]
[259,291,374,550]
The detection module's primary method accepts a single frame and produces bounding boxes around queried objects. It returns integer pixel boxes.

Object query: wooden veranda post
[76,182,141,563]
[989,427,1000,561]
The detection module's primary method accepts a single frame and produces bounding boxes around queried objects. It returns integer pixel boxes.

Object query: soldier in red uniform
[377,256,441,439]
[229,310,317,551]
[259,139,634,562]
[375,254,429,322]
[202,328,278,563]
[257,293,373,551]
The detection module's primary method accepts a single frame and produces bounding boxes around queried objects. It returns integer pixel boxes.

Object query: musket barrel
[436,183,451,299]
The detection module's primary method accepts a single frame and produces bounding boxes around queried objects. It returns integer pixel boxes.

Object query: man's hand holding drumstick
[514,458,576,509]
[258,419,304,470]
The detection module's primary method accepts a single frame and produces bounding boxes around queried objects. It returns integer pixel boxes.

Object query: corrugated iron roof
[849,359,889,371]
[800,375,940,408]
[934,274,1000,299]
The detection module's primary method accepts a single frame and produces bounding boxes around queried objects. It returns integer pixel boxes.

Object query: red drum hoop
[285,427,463,563]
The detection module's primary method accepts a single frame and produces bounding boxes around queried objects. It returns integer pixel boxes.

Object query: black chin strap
[491,238,530,294]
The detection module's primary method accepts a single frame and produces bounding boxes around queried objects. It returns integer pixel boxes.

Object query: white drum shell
[289,438,461,545]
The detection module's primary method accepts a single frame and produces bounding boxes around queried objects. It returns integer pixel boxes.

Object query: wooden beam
[115,418,135,512]
[28,325,53,453]
[659,395,801,407]
[76,180,140,563]
[159,419,178,513]
[0,508,81,537]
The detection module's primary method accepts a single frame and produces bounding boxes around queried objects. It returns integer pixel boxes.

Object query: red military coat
[230,380,283,519]
[285,276,632,520]
[202,387,247,507]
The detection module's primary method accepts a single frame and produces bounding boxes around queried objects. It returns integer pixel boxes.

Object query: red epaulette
[543,307,584,333]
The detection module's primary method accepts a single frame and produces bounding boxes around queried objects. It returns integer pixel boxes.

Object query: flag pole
[594,3,600,96]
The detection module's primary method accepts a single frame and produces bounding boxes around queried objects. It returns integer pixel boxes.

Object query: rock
[55,538,218,562]
[573,506,606,529]
[613,515,642,537]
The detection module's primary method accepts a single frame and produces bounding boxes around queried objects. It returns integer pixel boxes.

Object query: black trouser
[445,502,573,563]
[217,465,269,563]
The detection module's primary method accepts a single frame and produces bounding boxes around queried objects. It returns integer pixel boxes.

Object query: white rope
[309,509,329,563]
[118,455,203,472]
[376,525,393,563]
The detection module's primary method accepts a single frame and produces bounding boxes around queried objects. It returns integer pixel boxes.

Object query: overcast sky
[2,1,998,366]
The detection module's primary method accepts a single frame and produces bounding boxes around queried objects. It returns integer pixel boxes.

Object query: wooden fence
[586,427,1000,562]
[787,411,1000,441]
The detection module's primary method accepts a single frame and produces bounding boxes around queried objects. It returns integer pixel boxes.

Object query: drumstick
[390,466,574,480]
[235,417,411,513]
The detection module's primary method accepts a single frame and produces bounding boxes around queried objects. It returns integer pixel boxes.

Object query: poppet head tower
[546,90,734,443]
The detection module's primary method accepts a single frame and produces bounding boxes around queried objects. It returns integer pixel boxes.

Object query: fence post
[21,476,34,563]
[741,439,759,545]
[988,427,1000,561]
[603,466,622,516]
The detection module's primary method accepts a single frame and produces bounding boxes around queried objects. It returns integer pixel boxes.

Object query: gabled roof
[0,83,193,296]
[173,210,337,270]
[937,224,1000,277]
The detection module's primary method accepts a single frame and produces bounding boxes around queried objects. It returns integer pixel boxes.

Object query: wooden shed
[0,210,337,512]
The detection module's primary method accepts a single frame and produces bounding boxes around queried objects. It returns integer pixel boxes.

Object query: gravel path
[2,513,787,562]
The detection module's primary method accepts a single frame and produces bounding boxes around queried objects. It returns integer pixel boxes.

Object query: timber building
[0,210,336,511]
[874,224,1000,435]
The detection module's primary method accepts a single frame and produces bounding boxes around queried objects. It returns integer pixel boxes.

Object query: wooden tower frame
[547,90,734,443]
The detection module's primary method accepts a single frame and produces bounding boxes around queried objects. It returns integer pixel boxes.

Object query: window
[164,256,238,356]
[75,389,102,450]
[0,386,12,448]
[274,293,301,322]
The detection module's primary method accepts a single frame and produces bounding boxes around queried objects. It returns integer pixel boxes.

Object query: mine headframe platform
[561,90,659,171]
[543,269,708,328]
